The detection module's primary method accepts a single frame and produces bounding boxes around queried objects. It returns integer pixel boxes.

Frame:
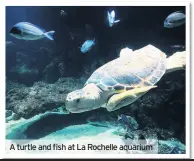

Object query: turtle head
[65,84,103,113]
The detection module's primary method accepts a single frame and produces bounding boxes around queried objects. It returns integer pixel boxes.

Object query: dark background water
[6,6,185,44]
[6,6,185,81]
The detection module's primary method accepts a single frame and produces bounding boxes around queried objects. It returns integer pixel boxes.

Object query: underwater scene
[6,6,186,154]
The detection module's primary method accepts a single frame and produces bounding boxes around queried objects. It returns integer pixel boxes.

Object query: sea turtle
[65,44,186,113]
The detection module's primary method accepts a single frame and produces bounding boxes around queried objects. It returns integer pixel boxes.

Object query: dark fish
[118,114,139,131]
[164,11,185,28]
[169,147,185,154]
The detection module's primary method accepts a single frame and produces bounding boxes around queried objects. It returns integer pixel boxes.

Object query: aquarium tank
[5,6,186,155]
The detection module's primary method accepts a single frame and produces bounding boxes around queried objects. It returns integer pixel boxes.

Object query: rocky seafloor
[6,41,186,154]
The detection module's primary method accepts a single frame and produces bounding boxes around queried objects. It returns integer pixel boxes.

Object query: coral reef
[6,78,84,119]
[42,56,67,83]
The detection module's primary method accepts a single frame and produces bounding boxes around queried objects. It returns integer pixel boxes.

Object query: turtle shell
[85,45,167,92]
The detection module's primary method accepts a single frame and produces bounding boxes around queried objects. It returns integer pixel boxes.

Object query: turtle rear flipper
[166,51,186,74]
[106,86,157,111]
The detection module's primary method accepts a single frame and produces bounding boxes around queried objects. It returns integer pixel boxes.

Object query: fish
[60,10,68,17]
[170,45,185,49]
[164,11,185,28]
[118,114,139,131]
[69,32,75,40]
[169,147,185,154]
[107,10,120,27]
[6,41,16,47]
[80,39,95,53]
[9,22,55,41]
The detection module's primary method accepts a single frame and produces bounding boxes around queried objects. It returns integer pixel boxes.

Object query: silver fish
[9,22,55,41]
[170,45,185,49]
[60,10,68,17]
[164,11,185,28]
[107,10,120,27]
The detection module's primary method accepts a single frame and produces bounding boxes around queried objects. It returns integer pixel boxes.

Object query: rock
[42,56,67,83]
[83,59,106,78]
[7,47,54,86]
[12,113,21,120]
[6,77,84,119]
[155,128,174,140]
[6,111,21,123]
[15,52,33,66]
[6,81,29,111]
[158,139,186,154]
[7,52,40,85]
[6,110,12,118]
[6,111,108,140]
[31,47,54,73]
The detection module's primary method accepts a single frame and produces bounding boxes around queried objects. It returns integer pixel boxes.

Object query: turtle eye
[76,99,80,103]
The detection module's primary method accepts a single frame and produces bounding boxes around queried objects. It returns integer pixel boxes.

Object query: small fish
[60,10,68,17]
[107,10,120,27]
[164,11,185,28]
[169,147,185,154]
[9,22,55,41]
[118,114,139,131]
[6,41,15,47]
[170,45,185,49]
[69,32,75,40]
[80,39,95,53]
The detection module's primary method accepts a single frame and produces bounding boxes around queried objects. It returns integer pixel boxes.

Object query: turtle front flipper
[106,86,157,112]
